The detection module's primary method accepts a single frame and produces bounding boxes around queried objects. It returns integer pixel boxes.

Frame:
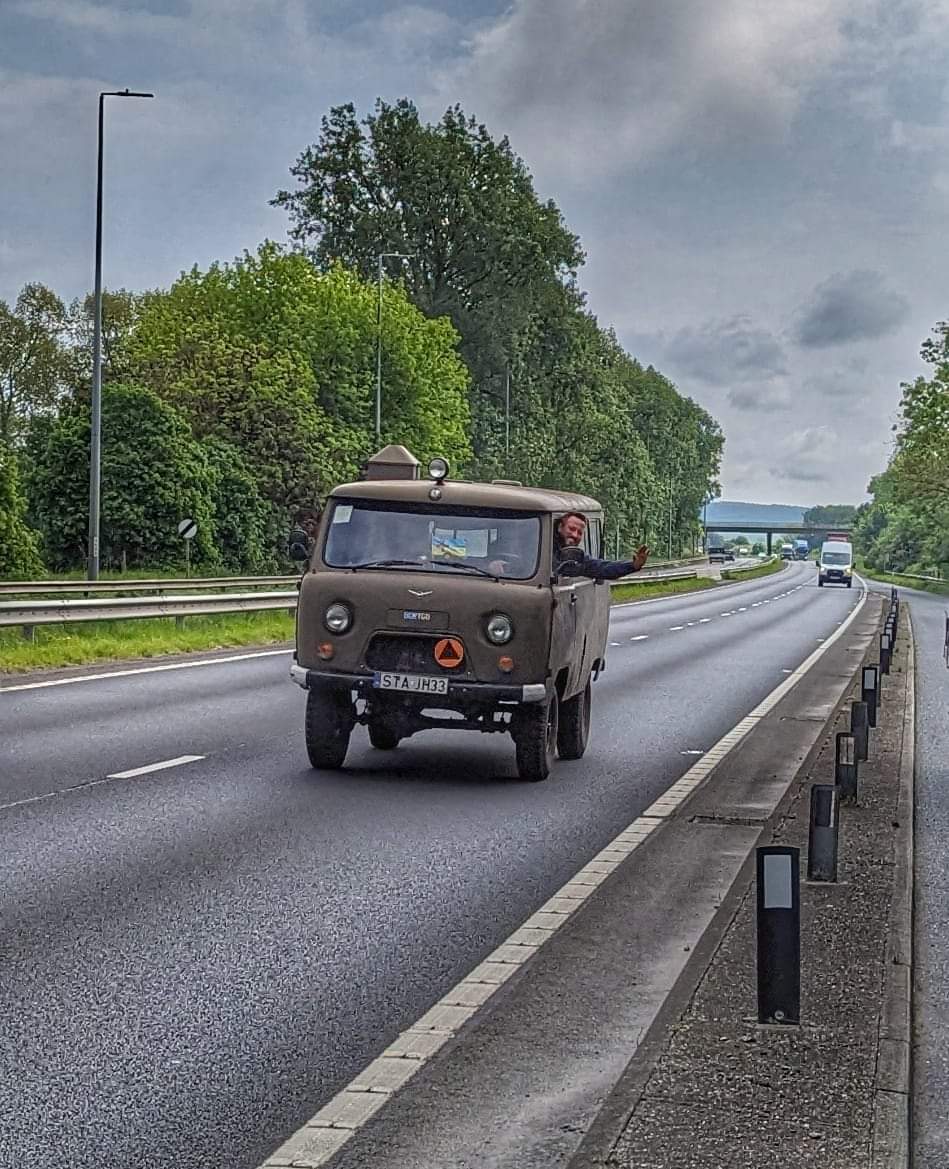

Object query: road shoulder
[570,603,913,1169]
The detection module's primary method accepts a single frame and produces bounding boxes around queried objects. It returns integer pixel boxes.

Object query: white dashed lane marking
[630,635,649,642]
[107,755,205,780]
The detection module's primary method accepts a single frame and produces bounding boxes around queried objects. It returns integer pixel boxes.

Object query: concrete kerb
[567,594,886,1169]
[870,611,915,1169]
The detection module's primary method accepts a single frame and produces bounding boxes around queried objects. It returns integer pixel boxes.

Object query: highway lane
[0,561,860,1169]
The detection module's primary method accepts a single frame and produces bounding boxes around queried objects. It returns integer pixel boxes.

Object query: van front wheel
[557,677,591,760]
[304,688,353,769]
[514,692,559,782]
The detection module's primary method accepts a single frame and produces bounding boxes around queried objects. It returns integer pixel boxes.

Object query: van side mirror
[288,528,311,562]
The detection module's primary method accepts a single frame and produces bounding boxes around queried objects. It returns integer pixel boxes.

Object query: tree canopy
[2,97,725,578]
[854,321,949,576]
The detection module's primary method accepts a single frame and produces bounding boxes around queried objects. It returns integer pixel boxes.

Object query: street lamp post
[375,251,414,443]
[88,88,153,581]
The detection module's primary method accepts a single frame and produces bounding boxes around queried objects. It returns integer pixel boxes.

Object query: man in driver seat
[554,511,650,580]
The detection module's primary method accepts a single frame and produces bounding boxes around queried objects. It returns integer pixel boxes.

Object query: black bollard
[862,665,879,728]
[880,632,891,675]
[851,700,869,762]
[756,846,801,1025]
[808,784,839,881]
[836,732,858,803]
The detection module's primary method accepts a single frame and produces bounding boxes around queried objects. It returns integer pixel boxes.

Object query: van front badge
[408,589,433,597]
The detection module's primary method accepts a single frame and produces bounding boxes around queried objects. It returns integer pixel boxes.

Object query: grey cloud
[437,0,853,180]
[793,270,910,347]
[727,384,792,412]
[668,316,787,387]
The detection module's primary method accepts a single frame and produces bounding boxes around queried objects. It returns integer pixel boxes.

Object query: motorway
[0,560,864,1169]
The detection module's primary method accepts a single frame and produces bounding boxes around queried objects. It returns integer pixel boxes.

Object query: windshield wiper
[347,559,426,570]
[430,558,496,578]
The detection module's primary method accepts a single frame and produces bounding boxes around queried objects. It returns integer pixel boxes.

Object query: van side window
[588,518,602,558]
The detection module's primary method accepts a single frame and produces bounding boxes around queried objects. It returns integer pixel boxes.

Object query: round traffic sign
[178,518,198,540]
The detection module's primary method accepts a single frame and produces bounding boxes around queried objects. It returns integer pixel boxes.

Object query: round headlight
[428,457,449,481]
[324,602,353,634]
[486,613,514,645]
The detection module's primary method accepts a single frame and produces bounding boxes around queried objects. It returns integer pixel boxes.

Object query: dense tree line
[854,323,949,577]
[0,98,722,578]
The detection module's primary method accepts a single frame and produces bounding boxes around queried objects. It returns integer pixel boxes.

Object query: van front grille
[365,634,466,675]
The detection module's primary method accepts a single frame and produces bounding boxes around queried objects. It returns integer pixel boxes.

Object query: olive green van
[290,445,612,782]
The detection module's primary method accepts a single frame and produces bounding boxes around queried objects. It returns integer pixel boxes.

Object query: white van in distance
[818,539,854,588]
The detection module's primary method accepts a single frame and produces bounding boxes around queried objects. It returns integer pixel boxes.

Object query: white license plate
[373,671,450,695]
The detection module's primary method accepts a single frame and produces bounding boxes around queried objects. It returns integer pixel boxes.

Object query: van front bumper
[289,662,549,704]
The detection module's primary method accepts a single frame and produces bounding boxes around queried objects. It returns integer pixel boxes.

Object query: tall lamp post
[375,251,414,443]
[87,88,154,581]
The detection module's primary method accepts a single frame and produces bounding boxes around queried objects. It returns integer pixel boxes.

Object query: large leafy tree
[855,321,949,575]
[23,383,251,572]
[123,244,471,522]
[0,283,68,446]
[0,447,44,577]
[273,99,582,461]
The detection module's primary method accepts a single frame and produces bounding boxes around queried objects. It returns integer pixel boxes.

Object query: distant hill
[703,501,807,529]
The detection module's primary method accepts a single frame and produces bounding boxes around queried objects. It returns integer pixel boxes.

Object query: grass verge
[610,576,718,604]
[855,559,949,596]
[0,611,294,674]
[721,558,785,583]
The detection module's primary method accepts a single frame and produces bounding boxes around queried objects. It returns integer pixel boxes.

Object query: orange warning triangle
[434,637,464,668]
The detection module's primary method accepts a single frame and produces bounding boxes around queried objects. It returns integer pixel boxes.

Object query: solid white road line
[107,755,205,780]
[255,578,870,1168]
[0,648,291,693]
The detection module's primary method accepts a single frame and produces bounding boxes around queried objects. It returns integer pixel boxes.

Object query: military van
[289,445,612,782]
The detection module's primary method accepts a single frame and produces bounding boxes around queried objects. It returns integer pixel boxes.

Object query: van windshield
[323,499,541,580]
[822,551,851,565]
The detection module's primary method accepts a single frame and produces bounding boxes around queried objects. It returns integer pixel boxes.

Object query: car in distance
[708,545,736,562]
[290,445,612,782]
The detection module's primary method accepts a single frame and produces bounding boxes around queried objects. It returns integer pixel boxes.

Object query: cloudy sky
[4,0,949,504]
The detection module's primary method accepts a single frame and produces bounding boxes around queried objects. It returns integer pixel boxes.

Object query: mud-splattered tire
[304,688,353,769]
[557,677,591,761]
[514,692,559,782]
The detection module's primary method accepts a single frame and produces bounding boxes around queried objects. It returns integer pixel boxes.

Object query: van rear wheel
[514,692,559,782]
[557,677,591,760]
[304,688,353,769]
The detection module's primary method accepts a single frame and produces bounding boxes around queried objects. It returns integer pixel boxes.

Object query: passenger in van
[555,512,650,580]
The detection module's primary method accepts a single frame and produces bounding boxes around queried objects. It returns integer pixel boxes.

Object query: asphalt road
[0,561,861,1169]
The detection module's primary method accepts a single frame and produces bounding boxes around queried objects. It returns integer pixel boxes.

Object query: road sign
[434,637,464,668]
[178,518,198,540]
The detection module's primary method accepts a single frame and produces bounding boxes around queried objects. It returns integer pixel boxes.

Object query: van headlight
[485,613,514,645]
[844,566,852,575]
[324,602,353,634]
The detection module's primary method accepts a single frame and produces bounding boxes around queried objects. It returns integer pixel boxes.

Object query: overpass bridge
[701,521,853,555]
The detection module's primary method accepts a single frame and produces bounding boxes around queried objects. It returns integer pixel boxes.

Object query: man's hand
[487,559,507,576]
[631,545,650,571]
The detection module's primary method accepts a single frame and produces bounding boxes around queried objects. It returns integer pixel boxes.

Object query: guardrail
[0,575,297,596]
[0,591,299,634]
[884,570,946,584]
[0,566,704,639]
